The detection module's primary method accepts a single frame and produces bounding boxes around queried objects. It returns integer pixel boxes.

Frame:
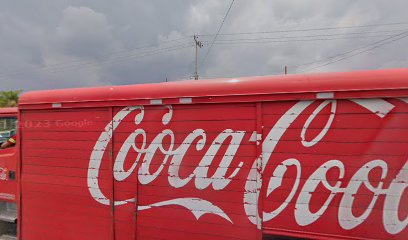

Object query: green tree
[0,90,22,107]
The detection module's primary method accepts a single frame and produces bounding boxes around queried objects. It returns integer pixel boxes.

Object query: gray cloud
[0,0,407,92]
[55,6,119,58]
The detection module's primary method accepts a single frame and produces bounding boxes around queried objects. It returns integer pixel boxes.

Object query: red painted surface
[0,107,17,116]
[19,69,408,107]
[16,69,408,239]
[0,107,18,203]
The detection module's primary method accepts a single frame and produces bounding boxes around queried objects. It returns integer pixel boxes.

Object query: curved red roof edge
[19,68,408,105]
[0,107,18,114]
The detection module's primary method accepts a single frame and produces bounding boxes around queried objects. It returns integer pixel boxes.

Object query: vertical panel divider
[256,102,264,240]
[134,171,139,240]
[109,107,116,240]
[17,109,23,240]
[134,107,140,240]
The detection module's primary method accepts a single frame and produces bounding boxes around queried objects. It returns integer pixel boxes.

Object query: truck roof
[19,68,408,108]
[0,107,18,114]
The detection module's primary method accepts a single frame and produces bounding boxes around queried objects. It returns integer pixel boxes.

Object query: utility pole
[194,35,203,80]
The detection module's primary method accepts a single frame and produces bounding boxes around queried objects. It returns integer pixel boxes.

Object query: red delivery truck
[0,107,18,239]
[7,69,408,239]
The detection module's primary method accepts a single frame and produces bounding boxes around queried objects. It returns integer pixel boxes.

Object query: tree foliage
[0,90,23,107]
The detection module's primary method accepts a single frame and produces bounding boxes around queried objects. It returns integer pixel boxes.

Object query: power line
[296,30,408,71]
[199,29,407,42]
[195,21,408,77]
[302,33,408,72]
[200,33,402,45]
[34,44,193,76]
[196,22,408,37]
[201,0,235,71]
[45,43,193,72]
[297,30,408,73]
[39,36,192,71]
[2,21,407,82]
[0,43,194,81]
[0,36,192,78]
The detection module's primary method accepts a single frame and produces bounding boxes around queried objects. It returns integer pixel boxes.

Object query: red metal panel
[20,108,113,240]
[111,107,138,240]
[260,98,408,240]
[0,148,18,202]
[0,108,18,234]
[107,103,259,240]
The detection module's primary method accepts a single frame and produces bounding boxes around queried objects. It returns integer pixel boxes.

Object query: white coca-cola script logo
[88,99,408,235]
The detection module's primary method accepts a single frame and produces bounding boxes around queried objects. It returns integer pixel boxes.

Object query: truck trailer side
[16,69,408,240]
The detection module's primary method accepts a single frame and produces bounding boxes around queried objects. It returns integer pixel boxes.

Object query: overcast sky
[0,0,407,91]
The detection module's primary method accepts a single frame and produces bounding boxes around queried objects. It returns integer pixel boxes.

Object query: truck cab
[0,108,18,239]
